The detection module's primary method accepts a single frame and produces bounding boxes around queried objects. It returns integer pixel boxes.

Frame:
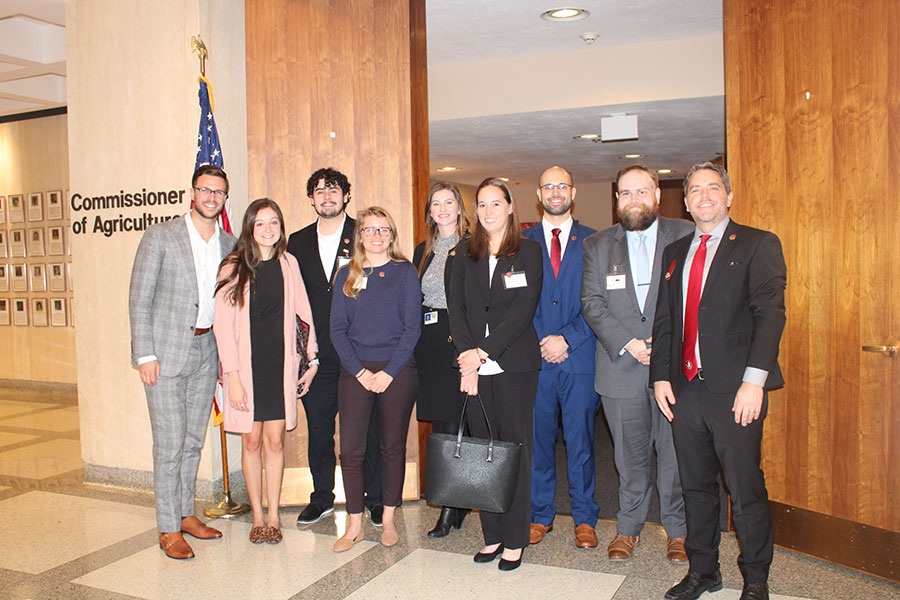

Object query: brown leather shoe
[607,533,639,560]
[181,515,223,539]
[159,532,194,559]
[666,536,688,563]
[529,522,553,545]
[574,524,598,548]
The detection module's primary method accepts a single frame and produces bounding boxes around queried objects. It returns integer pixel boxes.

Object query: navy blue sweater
[330,259,421,378]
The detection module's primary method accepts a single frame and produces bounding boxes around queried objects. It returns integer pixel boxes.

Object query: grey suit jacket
[581,216,694,398]
[129,215,236,377]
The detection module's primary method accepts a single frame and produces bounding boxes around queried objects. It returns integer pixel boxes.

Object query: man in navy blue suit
[523,166,600,549]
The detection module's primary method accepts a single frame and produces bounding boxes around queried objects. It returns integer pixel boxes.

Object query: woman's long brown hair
[418,181,469,276]
[465,177,521,262]
[215,198,287,308]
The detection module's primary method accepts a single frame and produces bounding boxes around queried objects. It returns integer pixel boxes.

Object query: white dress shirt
[541,215,573,261]
[317,214,346,281]
[184,213,221,329]
[479,255,504,375]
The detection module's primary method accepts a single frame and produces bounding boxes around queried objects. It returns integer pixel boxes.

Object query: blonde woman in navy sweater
[330,206,421,551]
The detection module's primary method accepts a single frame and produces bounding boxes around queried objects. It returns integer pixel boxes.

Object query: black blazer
[412,238,465,296]
[649,219,787,395]
[287,216,356,359]
[448,238,543,373]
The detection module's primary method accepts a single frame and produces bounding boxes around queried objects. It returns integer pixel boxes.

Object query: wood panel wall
[725,0,900,534]
[245,0,428,501]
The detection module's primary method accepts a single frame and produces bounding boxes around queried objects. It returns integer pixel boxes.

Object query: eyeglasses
[361,227,392,237]
[194,186,228,200]
[540,183,572,192]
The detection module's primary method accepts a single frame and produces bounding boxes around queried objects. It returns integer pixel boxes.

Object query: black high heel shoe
[498,548,524,571]
[473,544,504,563]
[428,507,470,538]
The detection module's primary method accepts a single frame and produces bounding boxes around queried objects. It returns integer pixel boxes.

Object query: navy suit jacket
[523,221,597,375]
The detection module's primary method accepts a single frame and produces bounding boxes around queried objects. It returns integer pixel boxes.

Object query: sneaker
[368,504,384,527]
[296,504,333,525]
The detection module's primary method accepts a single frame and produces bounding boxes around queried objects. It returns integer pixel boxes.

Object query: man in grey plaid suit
[129,165,236,559]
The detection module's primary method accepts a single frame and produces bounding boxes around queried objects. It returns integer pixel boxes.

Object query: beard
[541,196,571,216]
[617,203,658,231]
[315,201,346,219]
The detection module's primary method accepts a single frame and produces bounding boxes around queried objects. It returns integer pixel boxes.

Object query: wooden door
[725,0,900,581]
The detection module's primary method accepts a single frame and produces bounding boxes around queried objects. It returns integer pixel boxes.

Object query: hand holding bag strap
[454,392,496,462]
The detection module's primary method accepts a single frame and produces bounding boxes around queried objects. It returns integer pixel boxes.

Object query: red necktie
[551,228,561,279]
[682,234,710,381]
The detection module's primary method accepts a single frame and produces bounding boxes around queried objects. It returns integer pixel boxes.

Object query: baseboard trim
[770,501,899,583]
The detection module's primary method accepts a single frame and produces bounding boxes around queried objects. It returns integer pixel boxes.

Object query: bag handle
[453,392,496,463]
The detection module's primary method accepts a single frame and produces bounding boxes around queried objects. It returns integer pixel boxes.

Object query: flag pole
[192,35,248,519]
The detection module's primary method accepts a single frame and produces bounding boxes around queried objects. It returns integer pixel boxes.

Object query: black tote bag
[424,393,522,513]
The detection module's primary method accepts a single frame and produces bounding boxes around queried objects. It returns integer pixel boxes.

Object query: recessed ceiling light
[657,169,673,174]
[498,177,510,182]
[624,154,642,159]
[541,8,590,22]
[436,166,458,172]
[573,133,600,140]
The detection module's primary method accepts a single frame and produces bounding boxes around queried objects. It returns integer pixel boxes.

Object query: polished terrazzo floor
[0,382,897,599]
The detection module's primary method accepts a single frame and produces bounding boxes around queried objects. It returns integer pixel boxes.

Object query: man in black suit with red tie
[650,162,786,600]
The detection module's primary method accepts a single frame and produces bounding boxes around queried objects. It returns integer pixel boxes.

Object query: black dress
[250,257,285,422]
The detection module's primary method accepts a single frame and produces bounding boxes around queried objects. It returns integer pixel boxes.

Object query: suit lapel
[306,230,329,285]
[329,217,355,284]
[173,218,199,302]
[702,219,740,296]
[612,227,641,313]
[557,222,582,282]
[647,219,675,315]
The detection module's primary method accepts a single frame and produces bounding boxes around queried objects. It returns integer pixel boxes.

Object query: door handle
[862,336,899,358]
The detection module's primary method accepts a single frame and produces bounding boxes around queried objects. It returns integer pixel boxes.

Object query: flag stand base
[204,424,250,518]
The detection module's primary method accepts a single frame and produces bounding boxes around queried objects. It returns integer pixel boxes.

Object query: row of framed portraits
[0,192,66,223]
[0,226,68,258]
[0,262,72,292]
[0,296,70,327]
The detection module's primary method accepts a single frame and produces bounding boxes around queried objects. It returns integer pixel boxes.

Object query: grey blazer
[129,215,236,377]
[581,216,694,398]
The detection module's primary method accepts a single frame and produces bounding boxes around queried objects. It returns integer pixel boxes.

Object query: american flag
[195,76,234,235]
[195,75,232,426]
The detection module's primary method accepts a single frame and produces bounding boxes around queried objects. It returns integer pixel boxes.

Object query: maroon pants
[338,360,417,513]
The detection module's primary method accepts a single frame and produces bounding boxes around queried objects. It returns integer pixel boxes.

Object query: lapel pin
[343,238,350,244]
[379,271,385,278]
[571,235,577,241]
[665,259,677,280]
[449,249,456,256]
[729,234,736,240]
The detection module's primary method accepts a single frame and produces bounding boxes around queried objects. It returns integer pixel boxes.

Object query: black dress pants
[301,350,383,508]
[670,375,773,584]
[466,370,538,551]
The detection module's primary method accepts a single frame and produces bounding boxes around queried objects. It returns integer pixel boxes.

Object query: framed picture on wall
[48,262,65,291]
[0,196,6,223]
[28,228,45,257]
[11,264,27,291]
[27,193,43,221]
[31,263,46,292]
[12,299,27,326]
[10,229,26,258]
[0,231,6,258]
[32,299,48,327]
[8,195,25,223]
[0,299,9,325]
[0,264,8,292]
[47,226,64,255]
[50,298,67,327]
[46,191,63,220]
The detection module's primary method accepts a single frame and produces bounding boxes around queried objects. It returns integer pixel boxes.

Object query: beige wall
[0,114,75,383]
[66,0,247,490]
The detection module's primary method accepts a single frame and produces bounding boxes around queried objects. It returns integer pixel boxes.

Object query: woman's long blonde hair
[342,206,408,298]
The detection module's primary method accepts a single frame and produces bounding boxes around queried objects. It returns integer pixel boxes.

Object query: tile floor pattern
[0,382,898,599]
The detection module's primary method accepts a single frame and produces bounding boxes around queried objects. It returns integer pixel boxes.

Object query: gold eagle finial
[191,35,208,76]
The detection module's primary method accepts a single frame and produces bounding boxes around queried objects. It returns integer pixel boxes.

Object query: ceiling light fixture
[573,134,600,141]
[657,169,673,174]
[624,154,642,159]
[498,177,510,182]
[436,166,458,172]
[541,8,590,22]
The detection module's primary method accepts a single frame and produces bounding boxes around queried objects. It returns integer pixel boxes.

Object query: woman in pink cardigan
[214,198,318,544]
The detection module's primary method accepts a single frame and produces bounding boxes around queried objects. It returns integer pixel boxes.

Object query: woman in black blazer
[448,177,542,571]
[413,181,470,538]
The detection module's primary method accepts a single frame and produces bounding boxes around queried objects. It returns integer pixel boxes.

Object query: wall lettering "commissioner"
[70,188,186,237]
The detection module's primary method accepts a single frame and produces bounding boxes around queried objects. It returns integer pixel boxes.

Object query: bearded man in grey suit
[129,165,236,559]
[581,164,693,563]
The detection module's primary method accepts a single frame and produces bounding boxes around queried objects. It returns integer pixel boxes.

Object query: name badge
[503,270,528,289]
[337,256,351,269]
[606,274,626,290]
[424,310,438,325]
[359,276,367,290]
